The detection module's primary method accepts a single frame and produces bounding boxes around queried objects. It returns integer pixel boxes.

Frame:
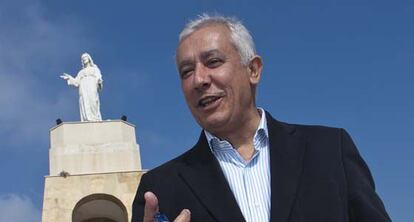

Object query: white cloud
[0,194,41,222]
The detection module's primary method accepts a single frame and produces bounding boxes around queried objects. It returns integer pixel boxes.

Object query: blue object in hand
[154,212,169,222]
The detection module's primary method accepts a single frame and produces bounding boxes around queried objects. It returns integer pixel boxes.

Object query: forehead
[176,24,234,60]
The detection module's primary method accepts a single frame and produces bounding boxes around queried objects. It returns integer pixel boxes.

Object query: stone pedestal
[42,120,145,222]
[49,120,142,175]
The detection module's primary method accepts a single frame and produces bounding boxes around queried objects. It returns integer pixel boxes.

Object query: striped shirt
[205,108,270,222]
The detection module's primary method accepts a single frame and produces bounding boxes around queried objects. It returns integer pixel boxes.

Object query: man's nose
[193,64,211,91]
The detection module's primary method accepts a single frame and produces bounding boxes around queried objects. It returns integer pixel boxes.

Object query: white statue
[60,53,103,122]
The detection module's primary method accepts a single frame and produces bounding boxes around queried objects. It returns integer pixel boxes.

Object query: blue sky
[0,0,412,221]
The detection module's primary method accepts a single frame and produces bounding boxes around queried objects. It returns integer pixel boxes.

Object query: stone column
[42,120,145,222]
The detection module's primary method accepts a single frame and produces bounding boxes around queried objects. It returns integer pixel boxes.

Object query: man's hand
[144,192,191,222]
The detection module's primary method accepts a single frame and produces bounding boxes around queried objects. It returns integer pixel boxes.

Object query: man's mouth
[198,95,223,108]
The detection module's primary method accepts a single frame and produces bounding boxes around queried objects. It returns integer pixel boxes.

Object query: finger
[173,209,191,222]
[143,192,159,222]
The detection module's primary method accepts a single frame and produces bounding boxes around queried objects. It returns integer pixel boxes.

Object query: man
[132,14,391,222]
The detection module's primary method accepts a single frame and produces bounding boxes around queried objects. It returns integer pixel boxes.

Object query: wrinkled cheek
[181,87,193,106]
[180,80,191,95]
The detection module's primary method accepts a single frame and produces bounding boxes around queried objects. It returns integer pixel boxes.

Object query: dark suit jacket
[132,113,390,222]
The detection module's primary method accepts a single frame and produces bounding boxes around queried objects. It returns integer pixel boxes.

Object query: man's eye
[180,69,193,79]
[207,58,223,68]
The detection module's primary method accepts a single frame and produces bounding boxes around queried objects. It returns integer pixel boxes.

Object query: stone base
[49,120,142,176]
[41,171,144,222]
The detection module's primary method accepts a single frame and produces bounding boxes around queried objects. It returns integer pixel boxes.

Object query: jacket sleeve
[131,173,151,222]
[340,129,391,222]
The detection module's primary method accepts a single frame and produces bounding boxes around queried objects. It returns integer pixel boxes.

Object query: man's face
[176,25,259,135]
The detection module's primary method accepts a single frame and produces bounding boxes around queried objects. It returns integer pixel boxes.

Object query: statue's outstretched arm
[60,73,79,87]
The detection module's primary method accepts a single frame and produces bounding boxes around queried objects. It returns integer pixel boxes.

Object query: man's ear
[248,56,263,85]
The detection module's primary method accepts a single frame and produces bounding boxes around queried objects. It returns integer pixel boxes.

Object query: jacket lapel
[267,113,306,222]
[178,133,245,222]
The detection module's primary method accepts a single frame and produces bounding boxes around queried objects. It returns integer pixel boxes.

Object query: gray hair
[179,14,256,65]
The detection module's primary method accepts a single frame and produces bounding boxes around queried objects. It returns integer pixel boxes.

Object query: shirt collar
[204,108,269,152]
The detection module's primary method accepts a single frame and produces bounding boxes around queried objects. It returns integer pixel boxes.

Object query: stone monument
[42,54,145,222]
[60,53,103,122]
